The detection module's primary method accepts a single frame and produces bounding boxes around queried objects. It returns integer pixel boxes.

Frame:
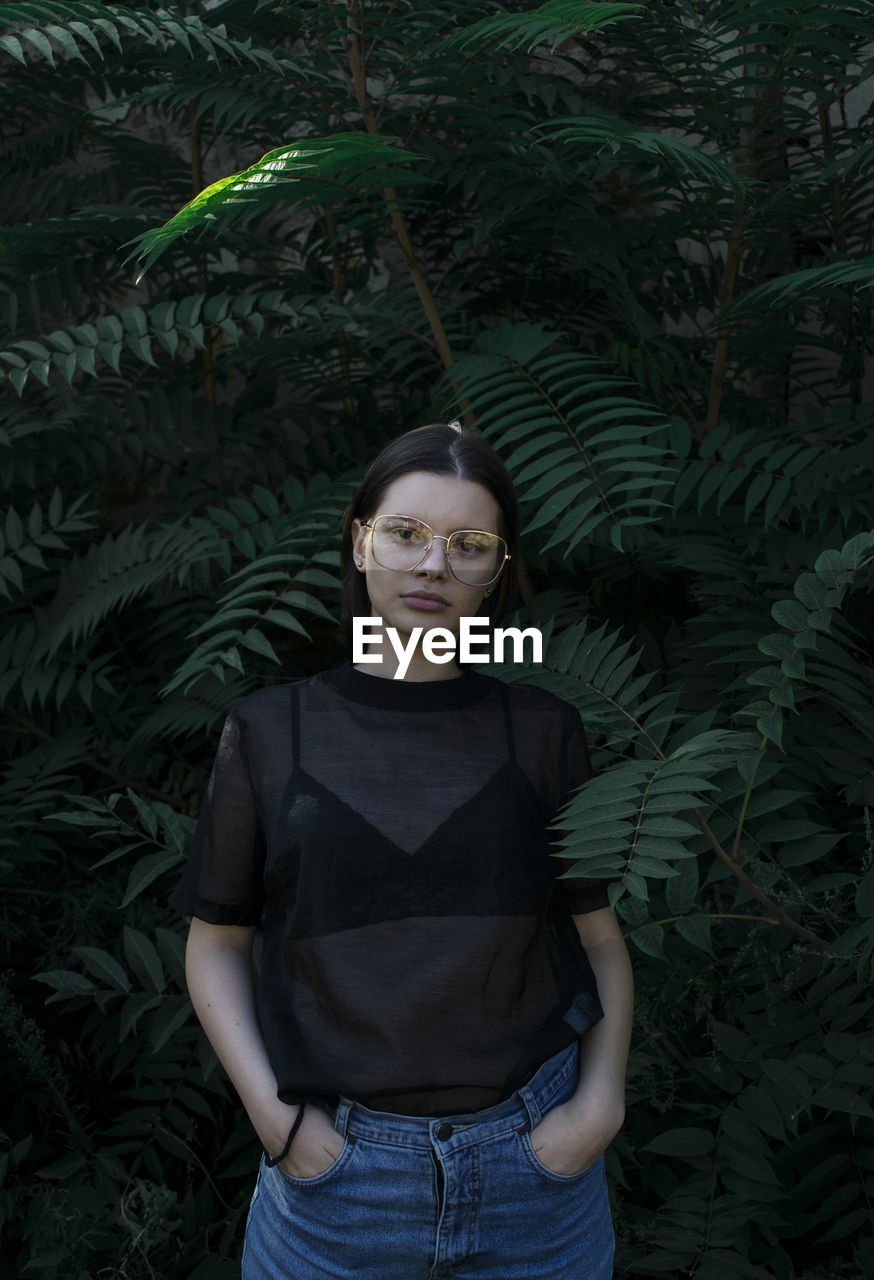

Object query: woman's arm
[523,905,633,1174]
[184,917,299,1156]
[568,905,634,1117]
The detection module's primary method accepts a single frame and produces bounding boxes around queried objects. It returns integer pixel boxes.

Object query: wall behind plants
[1,2,873,1276]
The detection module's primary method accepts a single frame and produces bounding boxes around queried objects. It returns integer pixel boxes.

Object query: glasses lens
[370,516,504,587]
[447,530,505,586]
[371,516,432,571]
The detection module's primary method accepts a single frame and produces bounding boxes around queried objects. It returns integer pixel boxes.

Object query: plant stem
[341,0,475,421]
[692,807,832,951]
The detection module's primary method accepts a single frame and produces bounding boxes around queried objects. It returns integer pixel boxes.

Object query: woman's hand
[272,1105,346,1180]
[182,926,347,1181]
[527,1094,624,1177]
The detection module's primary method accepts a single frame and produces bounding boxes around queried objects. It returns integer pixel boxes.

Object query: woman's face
[351,471,502,647]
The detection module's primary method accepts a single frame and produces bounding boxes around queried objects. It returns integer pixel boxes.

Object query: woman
[169,422,633,1278]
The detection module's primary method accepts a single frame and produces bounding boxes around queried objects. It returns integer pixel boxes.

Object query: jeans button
[435,1122,453,1139]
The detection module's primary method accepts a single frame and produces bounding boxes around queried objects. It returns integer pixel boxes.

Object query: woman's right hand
[270,1105,346,1180]
[182,926,347,1182]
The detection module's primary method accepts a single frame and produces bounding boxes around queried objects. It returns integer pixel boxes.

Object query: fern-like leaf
[738,530,874,750]
[448,321,677,554]
[438,0,643,55]
[127,134,433,276]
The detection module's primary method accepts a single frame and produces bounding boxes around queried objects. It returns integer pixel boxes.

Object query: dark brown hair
[333,422,520,660]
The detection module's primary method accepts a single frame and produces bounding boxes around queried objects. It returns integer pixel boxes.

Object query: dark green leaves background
[1,1,873,1276]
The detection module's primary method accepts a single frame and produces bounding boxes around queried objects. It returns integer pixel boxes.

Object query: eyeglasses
[361,514,511,587]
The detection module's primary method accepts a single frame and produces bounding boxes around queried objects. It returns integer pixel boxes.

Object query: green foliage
[437,0,644,55]
[127,134,434,276]
[0,2,284,70]
[448,328,678,553]
[2,0,873,1276]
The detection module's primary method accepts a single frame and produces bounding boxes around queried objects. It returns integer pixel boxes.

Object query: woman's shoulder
[477,670,579,727]
[226,674,321,724]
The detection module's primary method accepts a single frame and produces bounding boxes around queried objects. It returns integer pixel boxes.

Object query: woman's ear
[351,519,366,568]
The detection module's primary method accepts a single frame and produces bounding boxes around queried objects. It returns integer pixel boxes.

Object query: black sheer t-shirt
[169,659,614,1118]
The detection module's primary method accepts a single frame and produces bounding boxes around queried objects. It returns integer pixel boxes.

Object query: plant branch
[692,806,832,951]
[341,0,474,419]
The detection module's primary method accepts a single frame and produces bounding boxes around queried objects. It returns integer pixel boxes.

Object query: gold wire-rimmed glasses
[361,514,511,588]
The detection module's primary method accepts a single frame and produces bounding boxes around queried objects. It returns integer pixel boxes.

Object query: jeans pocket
[517,1128,602,1184]
[270,1132,358,1188]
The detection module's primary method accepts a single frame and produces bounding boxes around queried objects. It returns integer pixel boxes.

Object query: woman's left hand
[527,1094,625,1177]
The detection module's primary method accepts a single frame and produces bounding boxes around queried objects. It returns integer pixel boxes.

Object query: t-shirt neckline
[321,660,492,711]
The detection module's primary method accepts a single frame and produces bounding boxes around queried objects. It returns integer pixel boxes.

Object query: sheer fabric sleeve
[168,709,266,926]
[552,706,612,915]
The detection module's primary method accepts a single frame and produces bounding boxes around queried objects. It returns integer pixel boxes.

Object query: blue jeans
[241,1038,615,1278]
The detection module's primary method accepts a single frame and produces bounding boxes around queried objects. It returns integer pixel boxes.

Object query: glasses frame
[361,514,511,588]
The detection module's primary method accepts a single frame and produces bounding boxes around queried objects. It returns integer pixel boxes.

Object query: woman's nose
[417,536,450,572]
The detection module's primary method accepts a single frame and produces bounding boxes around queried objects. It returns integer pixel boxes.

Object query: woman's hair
[335,422,520,658]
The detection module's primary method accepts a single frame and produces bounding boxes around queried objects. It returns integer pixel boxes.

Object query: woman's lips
[400,594,448,611]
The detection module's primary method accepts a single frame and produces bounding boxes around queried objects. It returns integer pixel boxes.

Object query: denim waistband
[327,1039,580,1153]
